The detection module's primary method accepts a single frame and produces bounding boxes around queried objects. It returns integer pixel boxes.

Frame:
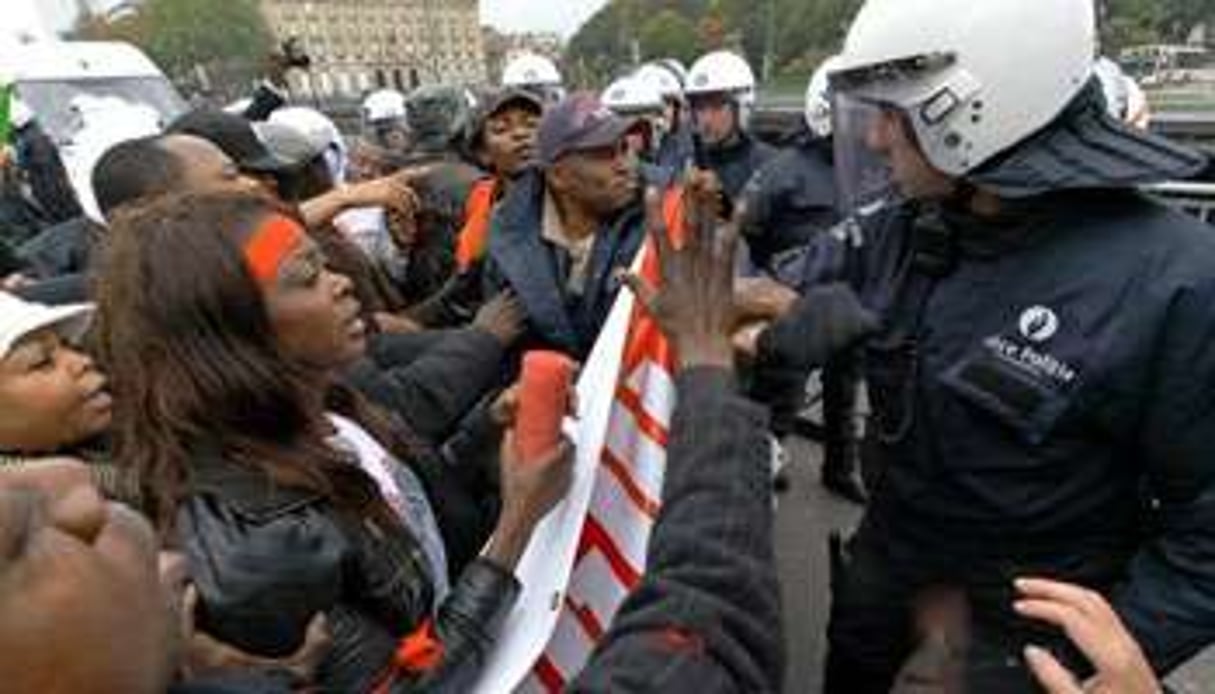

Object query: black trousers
[823,511,1094,694]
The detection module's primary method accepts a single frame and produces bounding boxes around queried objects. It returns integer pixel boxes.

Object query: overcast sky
[480,0,608,38]
[34,0,607,38]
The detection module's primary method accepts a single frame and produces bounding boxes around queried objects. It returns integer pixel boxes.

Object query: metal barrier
[1144,182,1215,224]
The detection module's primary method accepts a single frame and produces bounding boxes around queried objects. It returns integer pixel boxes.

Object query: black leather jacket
[178,328,519,692]
[180,454,519,693]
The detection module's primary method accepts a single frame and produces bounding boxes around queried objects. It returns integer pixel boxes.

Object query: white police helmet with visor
[829,0,1203,210]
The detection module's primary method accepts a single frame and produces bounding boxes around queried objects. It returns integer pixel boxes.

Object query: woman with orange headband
[95,190,572,692]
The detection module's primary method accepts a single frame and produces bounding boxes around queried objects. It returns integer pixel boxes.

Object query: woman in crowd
[95,189,571,692]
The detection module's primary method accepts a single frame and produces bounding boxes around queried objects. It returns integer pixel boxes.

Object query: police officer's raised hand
[623,171,740,371]
[1015,578,1160,694]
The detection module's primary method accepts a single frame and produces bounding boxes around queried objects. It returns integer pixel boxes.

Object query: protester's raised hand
[474,290,527,346]
[498,430,574,528]
[623,170,740,370]
[1015,578,1160,694]
[341,170,422,217]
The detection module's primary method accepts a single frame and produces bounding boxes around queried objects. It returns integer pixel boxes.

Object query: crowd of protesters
[1,0,1212,692]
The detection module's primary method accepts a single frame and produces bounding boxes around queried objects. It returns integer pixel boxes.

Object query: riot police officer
[636,61,695,173]
[741,56,867,504]
[361,88,411,157]
[685,51,777,205]
[501,52,565,106]
[737,0,1215,690]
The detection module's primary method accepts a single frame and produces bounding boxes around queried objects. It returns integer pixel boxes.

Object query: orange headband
[243,216,305,285]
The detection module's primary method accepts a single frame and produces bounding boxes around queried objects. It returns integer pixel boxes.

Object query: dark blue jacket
[694,131,778,203]
[740,131,838,273]
[17,216,99,279]
[787,189,1215,674]
[656,125,695,174]
[482,169,647,360]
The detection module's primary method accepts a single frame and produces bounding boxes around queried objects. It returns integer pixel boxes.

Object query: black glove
[757,283,878,371]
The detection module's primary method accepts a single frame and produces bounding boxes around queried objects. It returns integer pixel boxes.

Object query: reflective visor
[829,52,958,107]
[832,94,898,213]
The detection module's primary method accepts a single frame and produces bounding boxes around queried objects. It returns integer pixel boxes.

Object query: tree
[697,7,729,52]
[74,0,275,99]
[640,11,700,65]
[1160,0,1215,41]
[569,0,1201,88]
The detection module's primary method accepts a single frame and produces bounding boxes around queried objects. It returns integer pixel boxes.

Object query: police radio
[910,205,958,278]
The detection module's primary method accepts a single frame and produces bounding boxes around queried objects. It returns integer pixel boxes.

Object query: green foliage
[1160,0,1215,40]
[640,10,700,65]
[74,0,274,94]
[569,0,1215,86]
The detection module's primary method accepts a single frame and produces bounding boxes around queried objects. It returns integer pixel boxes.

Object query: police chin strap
[910,180,984,278]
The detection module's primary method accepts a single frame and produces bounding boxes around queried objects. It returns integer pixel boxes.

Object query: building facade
[259,0,485,99]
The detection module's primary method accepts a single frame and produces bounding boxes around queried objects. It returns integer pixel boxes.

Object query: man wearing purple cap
[483,93,657,359]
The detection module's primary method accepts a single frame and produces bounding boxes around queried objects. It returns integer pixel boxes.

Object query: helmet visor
[832,94,897,213]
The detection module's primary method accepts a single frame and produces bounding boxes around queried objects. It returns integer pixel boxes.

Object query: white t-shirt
[327,413,450,598]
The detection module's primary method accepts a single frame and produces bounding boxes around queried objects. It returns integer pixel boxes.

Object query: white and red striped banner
[472,209,681,693]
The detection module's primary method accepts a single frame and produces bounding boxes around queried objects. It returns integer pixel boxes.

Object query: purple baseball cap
[538,92,637,166]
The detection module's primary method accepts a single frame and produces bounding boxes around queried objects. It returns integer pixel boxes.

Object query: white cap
[0,293,93,361]
[270,106,348,183]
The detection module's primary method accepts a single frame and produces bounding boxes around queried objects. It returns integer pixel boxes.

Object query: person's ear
[547,160,573,195]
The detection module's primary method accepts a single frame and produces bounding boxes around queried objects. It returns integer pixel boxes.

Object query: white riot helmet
[502,52,564,103]
[602,76,667,157]
[830,0,1201,202]
[602,76,665,115]
[363,89,407,123]
[362,88,409,152]
[657,59,689,88]
[635,63,684,102]
[805,55,842,139]
[1094,57,1152,131]
[1124,78,1151,131]
[685,51,757,128]
[831,0,1095,178]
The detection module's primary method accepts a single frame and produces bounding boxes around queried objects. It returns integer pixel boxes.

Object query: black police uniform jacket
[739,129,839,274]
[791,189,1215,673]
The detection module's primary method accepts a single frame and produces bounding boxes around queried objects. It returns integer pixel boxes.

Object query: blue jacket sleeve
[570,367,784,693]
[1113,276,1215,673]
